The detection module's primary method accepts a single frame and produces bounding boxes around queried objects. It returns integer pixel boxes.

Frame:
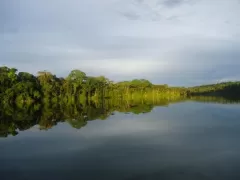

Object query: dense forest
[1,66,240,106]
[0,66,187,106]
[188,81,240,98]
[1,66,240,137]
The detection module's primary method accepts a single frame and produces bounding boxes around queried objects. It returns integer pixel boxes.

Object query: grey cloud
[166,15,179,21]
[118,0,161,21]
[0,1,12,33]
[1,0,240,85]
[162,0,184,7]
[134,0,145,4]
[2,31,240,85]
[120,12,141,20]
[158,0,198,8]
[3,37,240,86]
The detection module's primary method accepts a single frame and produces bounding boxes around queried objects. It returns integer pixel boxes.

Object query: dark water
[1,100,240,180]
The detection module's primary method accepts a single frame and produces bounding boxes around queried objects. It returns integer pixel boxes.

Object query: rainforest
[1,66,240,138]
[1,66,240,105]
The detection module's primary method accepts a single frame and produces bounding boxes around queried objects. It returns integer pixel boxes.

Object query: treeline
[1,66,240,106]
[188,81,240,98]
[0,66,187,106]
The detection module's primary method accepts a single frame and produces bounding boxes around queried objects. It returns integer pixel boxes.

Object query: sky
[1,0,240,86]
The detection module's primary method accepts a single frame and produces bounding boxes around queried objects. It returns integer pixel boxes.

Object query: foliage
[188,81,240,98]
[0,66,189,106]
[2,65,240,138]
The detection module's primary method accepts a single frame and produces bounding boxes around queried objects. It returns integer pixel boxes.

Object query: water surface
[1,100,240,180]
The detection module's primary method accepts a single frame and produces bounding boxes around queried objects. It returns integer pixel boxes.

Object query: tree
[66,70,87,96]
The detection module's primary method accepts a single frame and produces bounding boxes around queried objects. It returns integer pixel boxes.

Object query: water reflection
[1,96,240,137]
[189,96,240,104]
[1,97,240,180]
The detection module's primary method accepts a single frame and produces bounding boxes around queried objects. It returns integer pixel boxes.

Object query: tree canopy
[1,66,240,107]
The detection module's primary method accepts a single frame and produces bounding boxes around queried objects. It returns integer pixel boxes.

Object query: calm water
[1,100,240,180]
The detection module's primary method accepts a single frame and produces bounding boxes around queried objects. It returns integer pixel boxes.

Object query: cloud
[161,0,185,7]
[1,0,240,86]
[120,12,141,20]
[158,0,199,8]
[134,0,145,3]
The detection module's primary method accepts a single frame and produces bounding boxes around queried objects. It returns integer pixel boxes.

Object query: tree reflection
[1,96,240,137]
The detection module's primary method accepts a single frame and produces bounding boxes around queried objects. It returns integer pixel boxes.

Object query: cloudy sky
[1,0,240,86]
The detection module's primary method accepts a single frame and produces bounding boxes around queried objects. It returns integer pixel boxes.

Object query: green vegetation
[0,66,187,106]
[1,66,240,106]
[188,81,240,98]
[1,66,240,137]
